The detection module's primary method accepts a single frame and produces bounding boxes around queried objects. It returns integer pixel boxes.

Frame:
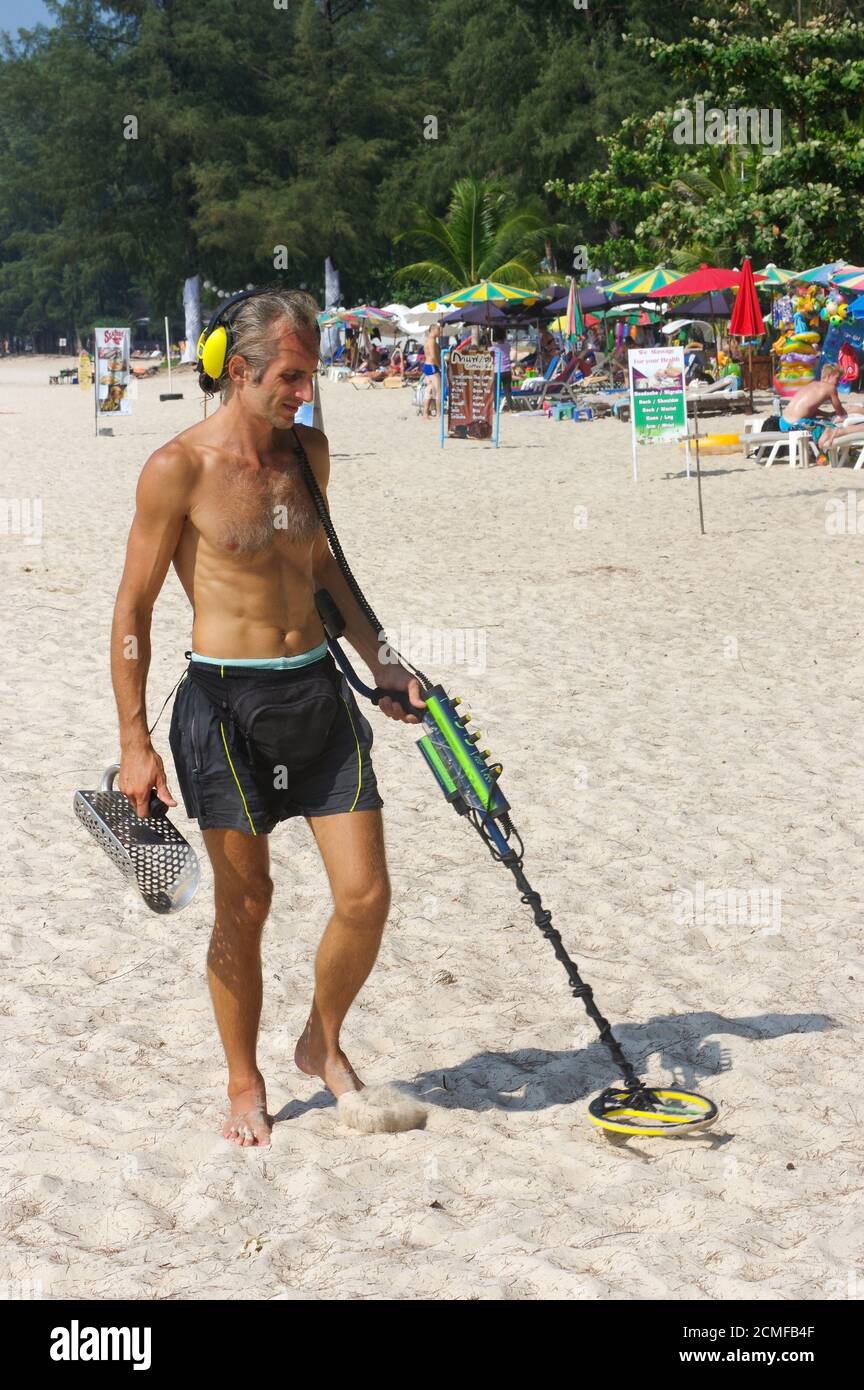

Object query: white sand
[1,356,862,1301]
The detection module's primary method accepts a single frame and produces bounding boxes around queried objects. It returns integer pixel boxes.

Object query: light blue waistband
[190,640,329,670]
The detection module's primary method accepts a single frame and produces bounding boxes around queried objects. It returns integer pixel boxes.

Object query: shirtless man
[110,289,426,1147]
[421,323,440,418]
[781,363,852,459]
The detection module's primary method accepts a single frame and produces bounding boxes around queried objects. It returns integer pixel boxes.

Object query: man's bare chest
[194,458,320,557]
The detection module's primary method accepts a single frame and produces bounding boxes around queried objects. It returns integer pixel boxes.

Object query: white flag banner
[95,327,132,416]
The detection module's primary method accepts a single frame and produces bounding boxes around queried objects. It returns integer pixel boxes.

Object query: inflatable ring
[678,432,740,454]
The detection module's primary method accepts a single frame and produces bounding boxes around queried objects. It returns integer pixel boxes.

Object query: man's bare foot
[295,1015,428,1134]
[294,1018,363,1099]
[222,1074,273,1148]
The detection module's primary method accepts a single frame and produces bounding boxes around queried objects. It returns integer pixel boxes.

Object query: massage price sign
[444,347,500,448]
[625,345,687,481]
[94,326,132,422]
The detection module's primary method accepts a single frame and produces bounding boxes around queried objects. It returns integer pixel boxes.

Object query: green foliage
[6,0,845,337]
[393,176,564,296]
[549,1,864,272]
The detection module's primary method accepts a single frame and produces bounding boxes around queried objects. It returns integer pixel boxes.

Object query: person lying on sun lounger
[781,364,855,461]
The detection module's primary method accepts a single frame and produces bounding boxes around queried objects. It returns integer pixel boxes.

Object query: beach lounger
[511,358,588,413]
[686,384,747,417]
[828,429,864,470]
[508,355,561,410]
[742,420,817,468]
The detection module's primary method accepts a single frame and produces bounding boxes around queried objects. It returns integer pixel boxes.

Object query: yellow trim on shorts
[219,720,257,835]
[339,693,363,813]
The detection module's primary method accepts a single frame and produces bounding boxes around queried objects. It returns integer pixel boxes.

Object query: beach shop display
[94,326,132,420]
[443,345,500,447]
[821,320,864,388]
[627,345,686,480]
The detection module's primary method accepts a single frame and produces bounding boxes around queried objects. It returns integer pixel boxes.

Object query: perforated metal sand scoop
[73,765,200,914]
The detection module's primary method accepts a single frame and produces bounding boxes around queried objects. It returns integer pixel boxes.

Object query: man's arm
[302,427,425,724]
[829,385,847,418]
[111,444,193,814]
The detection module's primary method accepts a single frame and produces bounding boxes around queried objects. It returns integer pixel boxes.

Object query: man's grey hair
[202,288,321,398]
[821,362,843,380]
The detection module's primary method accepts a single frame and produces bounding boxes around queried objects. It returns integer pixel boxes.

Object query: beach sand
[1,356,862,1301]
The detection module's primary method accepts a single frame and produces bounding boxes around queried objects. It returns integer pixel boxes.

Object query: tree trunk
[181,275,201,363]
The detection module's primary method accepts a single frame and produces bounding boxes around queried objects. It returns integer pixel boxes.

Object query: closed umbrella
[565,276,583,343]
[729,256,764,409]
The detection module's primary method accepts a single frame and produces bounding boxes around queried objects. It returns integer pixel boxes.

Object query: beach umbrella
[318,307,356,325]
[644,264,767,298]
[755,263,800,285]
[729,256,764,410]
[670,291,734,319]
[401,300,451,329]
[549,314,599,332]
[348,305,400,324]
[845,295,864,318]
[437,280,540,307]
[440,302,507,326]
[565,276,583,342]
[795,261,847,285]
[829,267,864,292]
[605,265,682,296]
[646,267,765,364]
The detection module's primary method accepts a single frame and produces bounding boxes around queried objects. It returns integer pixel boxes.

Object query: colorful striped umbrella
[317,307,359,327]
[565,277,583,342]
[755,264,800,285]
[437,280,540,306]
[347,305,400,323]
[605,265,682,296]
[795,261,848,285]
[829,267,864,291]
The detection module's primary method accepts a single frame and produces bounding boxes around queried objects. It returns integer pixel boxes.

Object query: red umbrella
[643,264,767,297]
[729,258,763,335]
[645,263,767,381]
[729,257,764,409]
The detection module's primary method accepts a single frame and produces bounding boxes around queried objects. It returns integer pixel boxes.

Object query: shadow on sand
[273,1009,833,1129]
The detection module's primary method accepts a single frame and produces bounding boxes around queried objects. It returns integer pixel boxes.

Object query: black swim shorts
[168,652,383,835]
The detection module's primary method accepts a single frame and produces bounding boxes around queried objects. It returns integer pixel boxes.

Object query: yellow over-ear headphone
[196,287,270,389]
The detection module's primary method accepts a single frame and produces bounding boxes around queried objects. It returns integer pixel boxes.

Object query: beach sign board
[78,351,93,392]
[627,344,687,480]
[94,326,132,420]
[444,347,500,447]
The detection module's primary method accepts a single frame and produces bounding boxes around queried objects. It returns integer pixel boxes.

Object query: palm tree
[644,148,763,269]
[394,177,564,295]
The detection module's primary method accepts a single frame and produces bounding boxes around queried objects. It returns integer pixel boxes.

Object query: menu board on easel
[446,348,498,443]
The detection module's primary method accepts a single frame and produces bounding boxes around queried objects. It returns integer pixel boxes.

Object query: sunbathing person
[781,364,851,461]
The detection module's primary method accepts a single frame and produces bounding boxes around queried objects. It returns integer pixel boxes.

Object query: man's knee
[215,872,274,933]
[335,873,391,929]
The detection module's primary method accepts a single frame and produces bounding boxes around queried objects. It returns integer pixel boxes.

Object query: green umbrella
[604,266,681,296]
[437,280,540,306]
